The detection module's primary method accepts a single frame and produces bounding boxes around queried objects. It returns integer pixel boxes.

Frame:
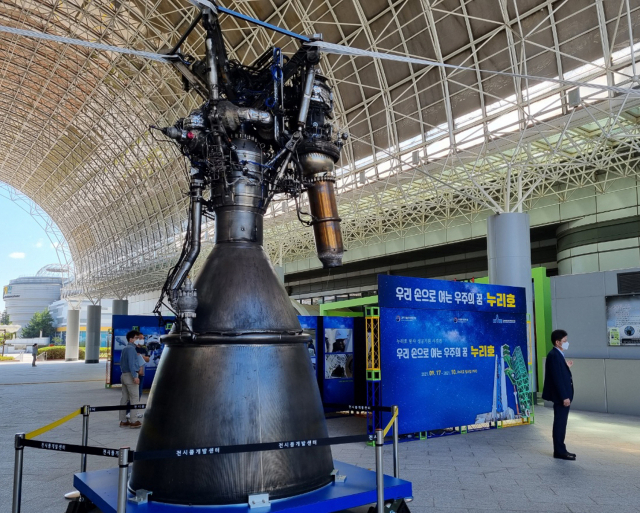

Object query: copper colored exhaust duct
[299,142,344,269]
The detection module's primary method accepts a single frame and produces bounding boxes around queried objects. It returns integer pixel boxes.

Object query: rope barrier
[25,409,81,440]
[19,403,394,462]
[24,404,145,440]
[18,433,375,462]
[383,406,398,437]
[13,402,401,512]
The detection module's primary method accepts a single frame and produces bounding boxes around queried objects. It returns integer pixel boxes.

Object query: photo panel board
[110,315,175,387]
[323,316,355,405]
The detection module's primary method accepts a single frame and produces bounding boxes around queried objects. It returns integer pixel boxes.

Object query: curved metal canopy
[0,0,639,298]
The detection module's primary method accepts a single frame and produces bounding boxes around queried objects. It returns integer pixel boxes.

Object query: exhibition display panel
[606,294,640,346]
[299,316,361,408]
[108,315,175,388]
[373,275,531,435]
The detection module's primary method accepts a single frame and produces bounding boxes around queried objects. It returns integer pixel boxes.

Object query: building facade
[2,276,63,335]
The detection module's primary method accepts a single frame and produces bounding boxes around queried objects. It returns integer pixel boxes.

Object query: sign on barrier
[21,438,121,458]
[89,404,146,413]
[324,403,393,413]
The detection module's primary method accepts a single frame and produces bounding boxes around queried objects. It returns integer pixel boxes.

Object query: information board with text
[378,276,530,434]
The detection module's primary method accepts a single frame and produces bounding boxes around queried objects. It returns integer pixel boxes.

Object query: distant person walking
[542,329,575,460]
[119,330,142,428]
[31,343,38,367]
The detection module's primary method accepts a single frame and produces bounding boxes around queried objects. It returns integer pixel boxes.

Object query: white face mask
[561,341,569,351]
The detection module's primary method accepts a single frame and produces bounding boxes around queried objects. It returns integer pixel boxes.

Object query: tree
[0,309,10,325]
[21,309,56,339]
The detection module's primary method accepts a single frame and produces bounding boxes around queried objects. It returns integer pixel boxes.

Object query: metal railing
[12,402,402,513]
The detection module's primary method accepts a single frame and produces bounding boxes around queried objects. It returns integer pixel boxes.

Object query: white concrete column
[65,309,80,361]
[85,304,102,364]
[487,212,537,391]
[112,299,129,316]
[274,266,285,285]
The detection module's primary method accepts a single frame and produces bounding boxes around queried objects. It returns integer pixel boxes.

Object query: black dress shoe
[553,452,576,460]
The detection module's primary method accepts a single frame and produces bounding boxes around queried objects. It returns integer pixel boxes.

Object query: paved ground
[1,360,640,513]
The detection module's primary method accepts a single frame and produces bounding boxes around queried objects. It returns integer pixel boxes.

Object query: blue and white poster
[378,276,530,434]
[109,315,175,387]
[323,316,355,405]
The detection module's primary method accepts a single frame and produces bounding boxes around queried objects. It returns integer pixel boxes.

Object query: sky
[0,194,62,312]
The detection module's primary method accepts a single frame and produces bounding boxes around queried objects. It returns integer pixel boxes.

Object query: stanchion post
[117,447,129,513]
[12,433,25,513]
[80,405,90,473]
[375,429,384,513]
[392,406,399,479]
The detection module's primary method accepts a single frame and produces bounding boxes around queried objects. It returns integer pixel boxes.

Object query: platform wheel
[64,495,99,513]
[368,498,412,513]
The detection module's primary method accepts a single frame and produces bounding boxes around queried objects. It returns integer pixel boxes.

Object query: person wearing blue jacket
[542,329,575,460]
[119,330,142,428]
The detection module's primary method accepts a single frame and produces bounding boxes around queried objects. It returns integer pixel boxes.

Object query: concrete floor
[2,360,640,513]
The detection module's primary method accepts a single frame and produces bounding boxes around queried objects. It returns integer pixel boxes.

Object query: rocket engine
[131,6,346,505]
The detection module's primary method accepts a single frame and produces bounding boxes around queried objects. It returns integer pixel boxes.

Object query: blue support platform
[74,461,412,513]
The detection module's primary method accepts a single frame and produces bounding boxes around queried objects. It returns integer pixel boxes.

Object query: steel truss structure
[0,0,639,299]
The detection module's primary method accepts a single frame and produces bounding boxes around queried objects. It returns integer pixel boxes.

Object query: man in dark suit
[542,329,575,460]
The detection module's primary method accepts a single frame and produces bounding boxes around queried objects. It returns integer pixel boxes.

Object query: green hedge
[37,346,109,360]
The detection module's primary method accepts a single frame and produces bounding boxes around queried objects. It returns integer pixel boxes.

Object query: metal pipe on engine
[169,177,204,296]
[205,38,219,101]
[297,65,317,128]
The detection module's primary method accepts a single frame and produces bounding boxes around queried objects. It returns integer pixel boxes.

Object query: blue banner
[378,275,530,434]
[378,275,526,314]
